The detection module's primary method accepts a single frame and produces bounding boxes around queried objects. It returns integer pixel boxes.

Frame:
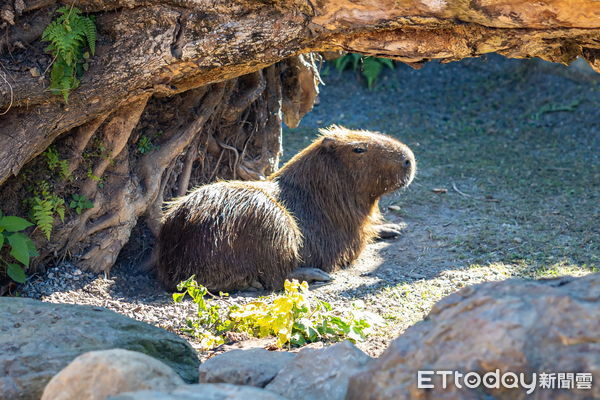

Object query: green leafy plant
[333,53,362,73]
[83,139,111,161]
[361,57,394,89]
[137,135,159,154]
[69,194,94,214]
[86,167,105,188]
[42,6,96,102]
[44,146,70,180]
[332,53,395,89]
[173,277,382,350]
[173,277,232,349]
[29,181,65,240]
[0,211,38,283]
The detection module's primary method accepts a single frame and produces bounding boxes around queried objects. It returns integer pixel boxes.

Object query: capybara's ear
[321,137,337,151]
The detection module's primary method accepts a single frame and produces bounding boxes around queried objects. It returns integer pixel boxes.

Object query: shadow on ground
[281,54,599,354]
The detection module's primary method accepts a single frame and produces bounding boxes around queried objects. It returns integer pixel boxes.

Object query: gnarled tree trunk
[0,0,599,281]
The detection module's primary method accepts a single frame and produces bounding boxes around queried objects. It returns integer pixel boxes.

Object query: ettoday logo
[417,370,593,394]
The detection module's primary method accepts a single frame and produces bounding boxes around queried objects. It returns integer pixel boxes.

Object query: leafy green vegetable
[174,277,382,350]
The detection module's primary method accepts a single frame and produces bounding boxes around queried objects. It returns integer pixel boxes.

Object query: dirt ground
[23,55,599,357]
[283,55,599,354]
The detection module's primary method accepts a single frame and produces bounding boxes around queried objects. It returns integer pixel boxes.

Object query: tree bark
[0,0,598,277]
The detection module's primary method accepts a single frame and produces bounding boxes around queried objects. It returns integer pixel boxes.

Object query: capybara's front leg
[375,223,406,240]
[287,267,332,284]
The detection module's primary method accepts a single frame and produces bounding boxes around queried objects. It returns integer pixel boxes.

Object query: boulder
[41,349,185,400]
[0,298,199,400]
[199,348,296,387]
[347,274,600,400]
[109,383,288,400]
[266,341,372,400]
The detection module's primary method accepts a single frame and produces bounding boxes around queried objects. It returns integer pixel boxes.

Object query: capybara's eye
[353,147,367,154]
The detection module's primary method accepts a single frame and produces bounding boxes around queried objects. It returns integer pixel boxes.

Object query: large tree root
[0,55,320,275]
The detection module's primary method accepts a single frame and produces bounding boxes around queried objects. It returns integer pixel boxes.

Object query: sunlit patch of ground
[283,55,599,355]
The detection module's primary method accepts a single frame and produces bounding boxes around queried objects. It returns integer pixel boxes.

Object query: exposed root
[281,53,321,128]
[0,62,13,115]
[222,71,266,123]
[65,114,109,174]
[215,139,240,180]
[0,55,322,274]
[177,134,200,197]
[80,97,149,199]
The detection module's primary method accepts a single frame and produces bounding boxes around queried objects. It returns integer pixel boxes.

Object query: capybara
[155,125,416,291]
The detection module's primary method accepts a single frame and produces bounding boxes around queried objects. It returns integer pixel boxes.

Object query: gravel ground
[21,55,599,358]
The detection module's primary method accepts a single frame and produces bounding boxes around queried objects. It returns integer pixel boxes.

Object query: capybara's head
[274,125,415,200]
[317,125,415,197]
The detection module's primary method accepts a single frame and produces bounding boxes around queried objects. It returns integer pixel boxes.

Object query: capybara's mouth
[397,168,415,189]
[384,176,411,194]
[398,178,411,189]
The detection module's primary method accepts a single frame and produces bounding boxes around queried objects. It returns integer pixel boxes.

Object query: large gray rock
[199,348,296,387]
[347,274,600,400]
[41,349,185,400]
[266,341,372,400]
[0,298,199,400]
[109,383,288,400]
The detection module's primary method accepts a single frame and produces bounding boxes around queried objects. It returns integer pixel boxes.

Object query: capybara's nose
[403,159,411,168]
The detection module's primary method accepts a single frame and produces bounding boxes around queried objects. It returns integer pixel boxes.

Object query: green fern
[44,146,70,180]
[333,53,361,73]
[29,182,66,240]
[332,54,395,89]
[42,7,96,103]
[362,57,392,89]
[53,195,66,222]
[31,197,55,240]
[137,135,159,154]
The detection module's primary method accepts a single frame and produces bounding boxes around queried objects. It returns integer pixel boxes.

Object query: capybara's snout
[390,143,415,190]
[399,146,416,187]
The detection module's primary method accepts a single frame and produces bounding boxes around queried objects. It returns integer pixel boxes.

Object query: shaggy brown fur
[155,126,416,291]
